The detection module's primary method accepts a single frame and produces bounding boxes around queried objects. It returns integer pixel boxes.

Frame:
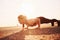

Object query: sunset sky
[0,0,60,26]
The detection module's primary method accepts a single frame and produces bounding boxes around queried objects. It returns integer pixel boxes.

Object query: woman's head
[18,15,27,24]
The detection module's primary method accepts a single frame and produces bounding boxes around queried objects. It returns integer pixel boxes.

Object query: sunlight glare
[19,3,33,19]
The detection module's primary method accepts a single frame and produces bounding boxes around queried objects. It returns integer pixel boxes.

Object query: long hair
[18,15,27,24]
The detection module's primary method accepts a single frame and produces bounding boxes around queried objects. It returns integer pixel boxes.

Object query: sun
[19,2,33,19]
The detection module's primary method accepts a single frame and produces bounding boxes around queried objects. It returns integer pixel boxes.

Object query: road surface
[0,26,60,40]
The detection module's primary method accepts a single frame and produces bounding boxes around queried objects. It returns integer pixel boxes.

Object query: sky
[0,0,60,27]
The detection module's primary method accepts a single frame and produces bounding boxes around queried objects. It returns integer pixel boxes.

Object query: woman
[18,15,40,29]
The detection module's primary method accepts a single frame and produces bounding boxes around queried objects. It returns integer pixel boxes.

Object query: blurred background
[0,0,60,27]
